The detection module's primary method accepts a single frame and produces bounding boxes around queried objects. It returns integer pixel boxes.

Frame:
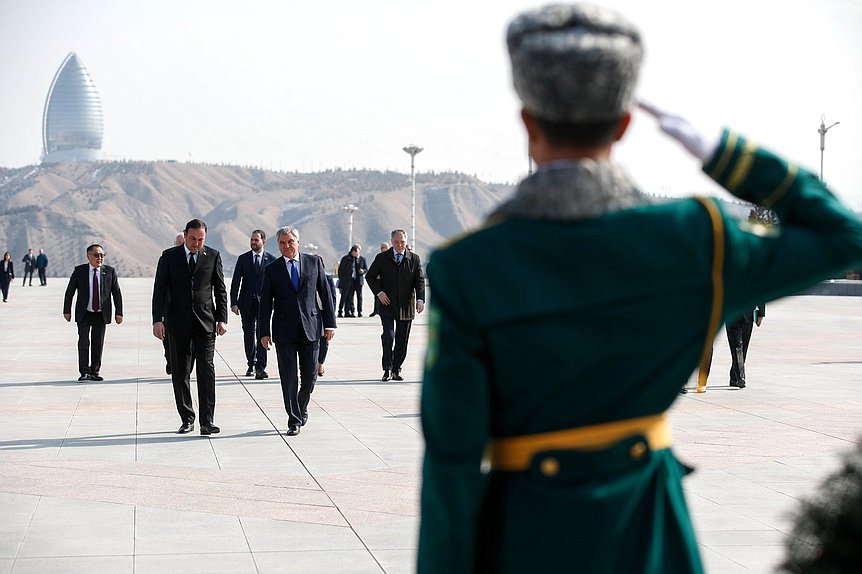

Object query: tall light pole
[818,114,839,182]
[342,204,358,250]
[403,144,423,248]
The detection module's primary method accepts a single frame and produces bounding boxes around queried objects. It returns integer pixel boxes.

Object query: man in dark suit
[337,244,366,317]
[691,304,766,393]
[352,245,368,316]
[230,229,276,379]
[152,219,228,436]
[726,304,765,388]
[21,249,36,286]
[366,229,425,381]
[260,226,336,436]
[63,244,124,381]
[35,249,48,286]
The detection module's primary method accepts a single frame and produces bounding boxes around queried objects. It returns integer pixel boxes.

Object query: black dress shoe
[337,311,343,318]
[90,374,104,381]
[357,313,363,317]
[77,374,90,381]
[730,380,746,389]
[391,371,404,381]
[382,370,390,381]
[679,386,688,394]
[255,370,269,380]
[302,412,308,425]
[245,367,254,377]
[200,424,220,435]
[369,312,377,317]
[177,422,194,434]
[286,425,300,436]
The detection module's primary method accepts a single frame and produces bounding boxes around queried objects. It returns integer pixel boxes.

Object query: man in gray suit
[260,226,337,436]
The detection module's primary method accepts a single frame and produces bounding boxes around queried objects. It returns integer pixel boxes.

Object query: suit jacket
[0,261,13,284]
[366,248,425,321]
[152,245,228,336]
[259,253,336,343]
[337,254,368,287]
[230,250,276,313]
[355,255,368,285]
[36,253,48,269]
[21,254,35,270]
[63,264,123,323]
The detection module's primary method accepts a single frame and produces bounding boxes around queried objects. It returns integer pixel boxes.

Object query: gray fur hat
[507,3,643,123]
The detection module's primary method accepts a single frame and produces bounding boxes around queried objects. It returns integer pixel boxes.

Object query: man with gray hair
[418,4,862,573]
[366,230,425,382]
[259,226,336,436]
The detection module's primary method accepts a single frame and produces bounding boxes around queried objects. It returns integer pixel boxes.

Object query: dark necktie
[92,268,100,312]
[254,253,261,272]
[395,253,403,264]
[188,252,196,275]
[289,259,300,291]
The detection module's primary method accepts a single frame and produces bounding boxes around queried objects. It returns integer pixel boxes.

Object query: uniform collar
[491,160,652,222]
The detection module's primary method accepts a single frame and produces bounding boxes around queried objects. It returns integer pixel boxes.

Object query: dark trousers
[0,279,9,301]
[353,282,363,314]
[339,285,355,314]
[38,268,47,285]
[168,328,216,425]
[380,316,412,372]
[726,316,754,384]
[22,268,34,285]
[241,304,267,371]
[77,311,106,376]
[274,331,319,427]
[163,332,194,375]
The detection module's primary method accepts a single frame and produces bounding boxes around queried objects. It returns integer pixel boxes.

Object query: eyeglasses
[90,253,106,258]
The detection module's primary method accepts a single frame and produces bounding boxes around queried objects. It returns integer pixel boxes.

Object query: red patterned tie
[92,268,101,312]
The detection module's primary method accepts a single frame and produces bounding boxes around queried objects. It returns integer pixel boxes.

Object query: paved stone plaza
[0,277,859,573]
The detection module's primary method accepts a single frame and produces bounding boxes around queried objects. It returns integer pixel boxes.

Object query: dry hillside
[0,162,513,277]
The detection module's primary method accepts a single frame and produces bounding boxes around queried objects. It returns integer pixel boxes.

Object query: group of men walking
[61,222,426,440]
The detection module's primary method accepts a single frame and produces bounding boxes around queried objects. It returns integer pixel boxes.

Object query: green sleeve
[418,251,490,574]
[704,130,862,318]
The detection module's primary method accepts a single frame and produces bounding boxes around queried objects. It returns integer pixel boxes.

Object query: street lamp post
[403,144,423,249]
[818,114,839,182]
[342,204,359,250]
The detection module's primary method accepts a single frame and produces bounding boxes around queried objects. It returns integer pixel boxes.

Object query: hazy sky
[2,0,860,209]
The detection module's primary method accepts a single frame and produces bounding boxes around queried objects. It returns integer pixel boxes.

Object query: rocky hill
[0,162,514,277]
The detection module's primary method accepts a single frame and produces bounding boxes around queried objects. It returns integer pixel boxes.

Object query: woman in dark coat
[0,251,14,302]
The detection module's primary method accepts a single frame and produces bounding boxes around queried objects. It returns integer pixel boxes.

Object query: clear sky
[2,0,860,209]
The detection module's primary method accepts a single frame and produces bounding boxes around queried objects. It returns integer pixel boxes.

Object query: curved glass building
[42,52,105,163]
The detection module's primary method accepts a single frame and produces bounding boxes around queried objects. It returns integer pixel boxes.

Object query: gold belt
[487,413,672,472]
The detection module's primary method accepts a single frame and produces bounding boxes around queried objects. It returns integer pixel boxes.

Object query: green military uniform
[418,131,862,573]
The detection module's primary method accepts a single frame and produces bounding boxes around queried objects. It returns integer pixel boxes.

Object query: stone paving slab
[0,277,860,573]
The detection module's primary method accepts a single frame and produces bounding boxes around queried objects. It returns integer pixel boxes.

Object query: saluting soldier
[418,4,862,574]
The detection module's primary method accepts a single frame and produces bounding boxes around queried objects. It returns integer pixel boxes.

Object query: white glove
[638,99,722,163]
